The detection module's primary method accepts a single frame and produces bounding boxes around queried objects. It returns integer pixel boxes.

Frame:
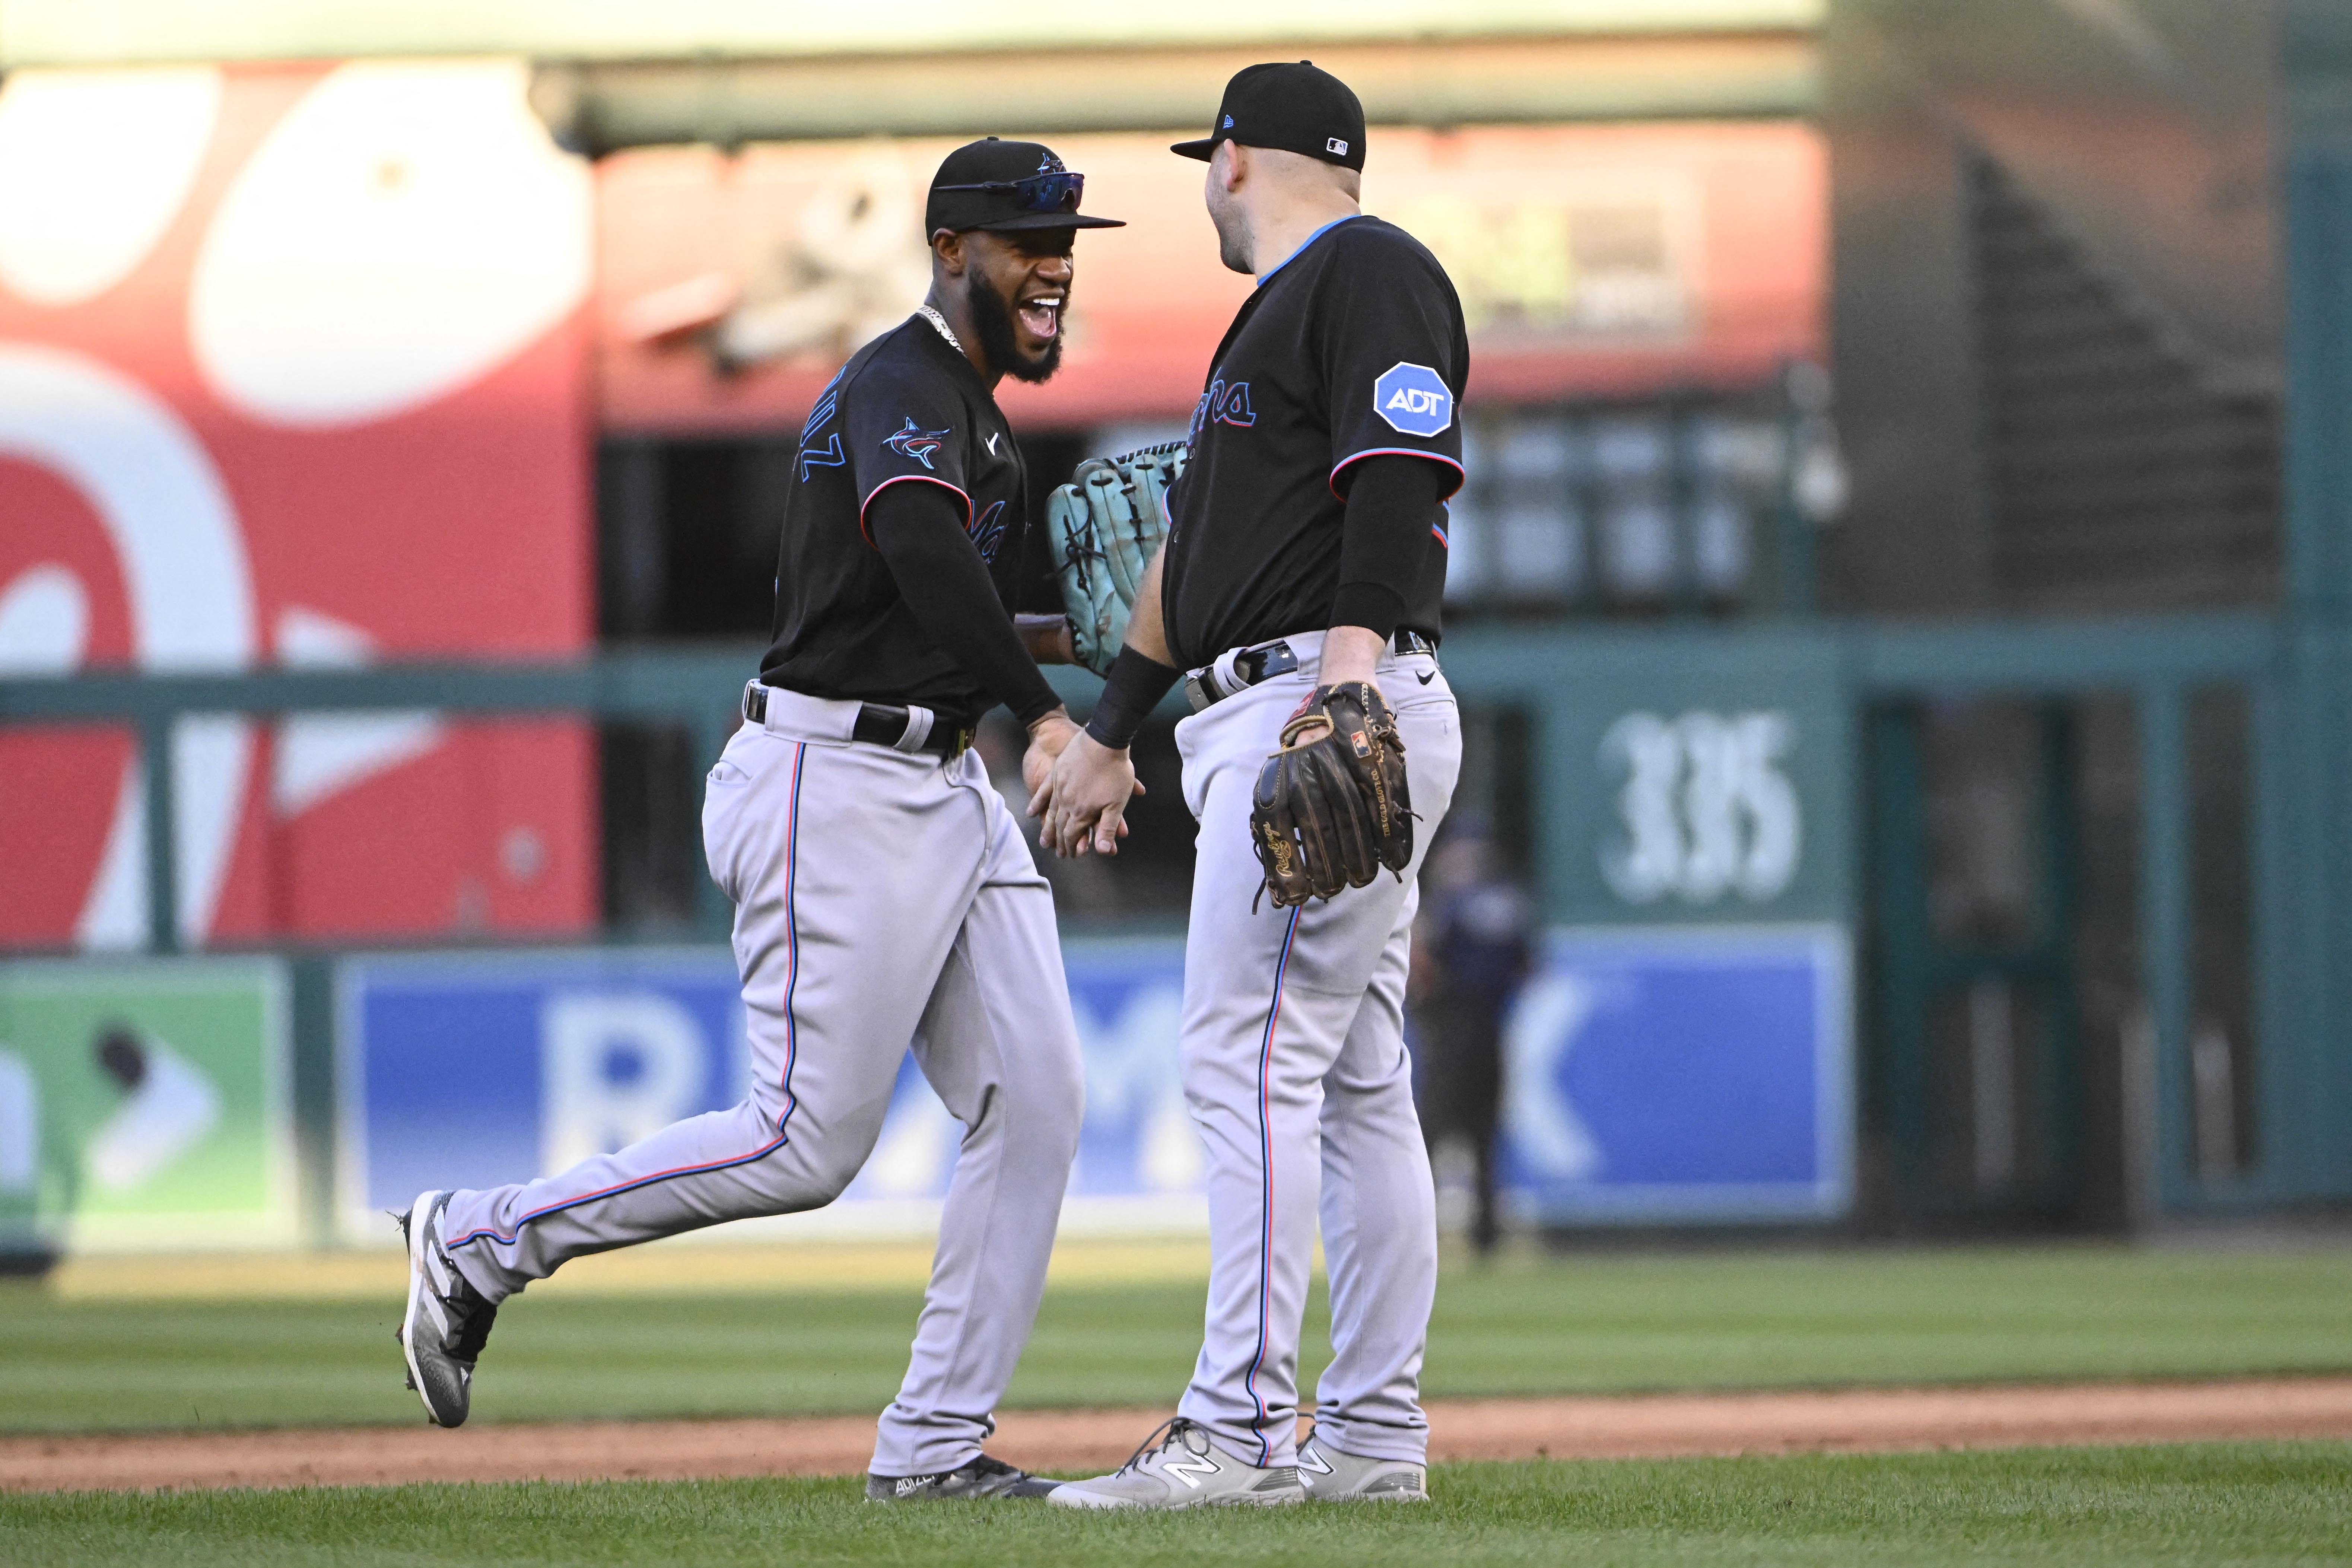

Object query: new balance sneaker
[864,1453,1059,1501]
[1296,1426,1429,1502]
[395,1190,498,1428]
[1047,1418,1305,1510]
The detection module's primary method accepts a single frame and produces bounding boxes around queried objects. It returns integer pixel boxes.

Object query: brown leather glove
[1249,680,1414,909]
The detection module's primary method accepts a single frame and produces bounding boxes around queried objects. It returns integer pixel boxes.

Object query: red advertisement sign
[0,63,597,949]
[596,121,1825,433]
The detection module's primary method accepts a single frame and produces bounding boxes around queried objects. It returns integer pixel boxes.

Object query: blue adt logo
[1373,362,1452,438]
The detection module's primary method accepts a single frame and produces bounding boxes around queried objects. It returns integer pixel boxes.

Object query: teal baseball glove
[1045,440,1186,677]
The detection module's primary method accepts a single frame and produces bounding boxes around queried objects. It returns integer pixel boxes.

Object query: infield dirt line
[7,1379,2352,1494]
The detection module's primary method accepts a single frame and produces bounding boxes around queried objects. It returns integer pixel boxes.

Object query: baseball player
[1034,64,1468,1507]
[395,138,1124,1502]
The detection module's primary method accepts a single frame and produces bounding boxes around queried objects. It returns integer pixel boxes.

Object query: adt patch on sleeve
[1373,362,1453,438]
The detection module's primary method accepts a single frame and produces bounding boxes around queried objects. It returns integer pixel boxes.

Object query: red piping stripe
[1328,447,1467,502]
[859,474,973,546]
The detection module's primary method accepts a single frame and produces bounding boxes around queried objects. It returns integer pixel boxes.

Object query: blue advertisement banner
[339,926,1848,1241]
[1500,924,1852,1221]
[337,949,749,1239]
[336,941,1199,1240]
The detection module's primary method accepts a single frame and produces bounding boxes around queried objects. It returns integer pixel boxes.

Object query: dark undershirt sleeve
[1330,453,1446,640]
[868,481,1064,728]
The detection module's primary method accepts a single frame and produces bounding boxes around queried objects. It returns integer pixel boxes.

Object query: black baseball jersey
[1158,216,1468,670]
[760,317,1029,720]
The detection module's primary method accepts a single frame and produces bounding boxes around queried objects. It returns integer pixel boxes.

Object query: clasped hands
[1018,628,1390,859]
[1024,715,1142,858]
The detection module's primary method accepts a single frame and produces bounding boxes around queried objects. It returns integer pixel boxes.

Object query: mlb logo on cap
[1373,362,1453,437]
[1328,138,1348,155]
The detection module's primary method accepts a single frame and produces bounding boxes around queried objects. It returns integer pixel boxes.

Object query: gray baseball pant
[440,699,1086,1476]
[1171,634,1461,1468]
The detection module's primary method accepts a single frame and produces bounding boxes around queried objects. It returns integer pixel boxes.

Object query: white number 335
[1599,711,1800,904]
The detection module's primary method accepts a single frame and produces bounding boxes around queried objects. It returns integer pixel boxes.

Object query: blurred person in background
[1409,821,1533,1258]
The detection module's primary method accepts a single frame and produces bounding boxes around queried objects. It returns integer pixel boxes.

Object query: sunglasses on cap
[931,170,1086,214]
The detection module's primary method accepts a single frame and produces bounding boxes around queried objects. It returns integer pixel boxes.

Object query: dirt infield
[7,1379,2351,1494]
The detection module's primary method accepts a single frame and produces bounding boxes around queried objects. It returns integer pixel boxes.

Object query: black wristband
[1084,646,1182,750]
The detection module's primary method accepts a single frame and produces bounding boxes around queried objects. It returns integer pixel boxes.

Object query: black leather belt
[1186,629,1438,713]
[743,685,973,759]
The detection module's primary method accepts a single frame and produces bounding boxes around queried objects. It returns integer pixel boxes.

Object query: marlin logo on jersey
[969,499,1009,563]
[1192,378,1256,436]
[884,417,951,470]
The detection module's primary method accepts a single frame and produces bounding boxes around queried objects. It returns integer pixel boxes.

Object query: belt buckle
[1255,642,1300,681]
[1183,671,1216,713]
[944,725,974,760]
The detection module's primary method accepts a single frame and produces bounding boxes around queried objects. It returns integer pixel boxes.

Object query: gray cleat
[1048,1417,1305,1510]
[1296,1426,1429,1502]
[865,1453,1059,1501]
[395,1189,498,1428]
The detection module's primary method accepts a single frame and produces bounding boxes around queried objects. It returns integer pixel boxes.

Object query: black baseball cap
[1171,61,1366,173]
[925,139,1125,235]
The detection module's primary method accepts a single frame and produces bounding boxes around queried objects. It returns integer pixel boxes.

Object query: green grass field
[4,1446,2348,1566]
[5,1243,2350,1434]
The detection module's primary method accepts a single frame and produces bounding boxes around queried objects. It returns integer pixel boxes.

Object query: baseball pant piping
[1171,649,1459,1469]
[438,725,1084,1476]
[442,744,812,1257]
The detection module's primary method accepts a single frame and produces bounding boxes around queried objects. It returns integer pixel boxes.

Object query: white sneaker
[1048,1418,1306,1510]
[1297,1427,1429,1502]
[394,1190,499,1429]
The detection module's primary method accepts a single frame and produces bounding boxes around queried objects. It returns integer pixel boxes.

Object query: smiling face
[956,226,1074,384]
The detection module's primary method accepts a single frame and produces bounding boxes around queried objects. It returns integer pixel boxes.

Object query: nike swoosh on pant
[1415,671,1435,684]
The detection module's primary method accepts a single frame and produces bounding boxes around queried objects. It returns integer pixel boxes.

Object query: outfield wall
[0,931,1850,1256]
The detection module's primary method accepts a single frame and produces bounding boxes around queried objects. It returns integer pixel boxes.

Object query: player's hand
[1291,627,1389,745]
[1032,729,1144,856]
[1022,709,1081,802]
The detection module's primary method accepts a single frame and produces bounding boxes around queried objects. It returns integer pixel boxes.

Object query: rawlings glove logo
[1373,362,1452,438]
[883,417,951,470]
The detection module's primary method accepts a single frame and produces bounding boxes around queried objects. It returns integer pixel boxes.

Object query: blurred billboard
[336,941,1207,1242]
[1503,925,1850,1222]
[0,63,598,949]
[597,123,1824,433]
[334,932,1845,1244]
[0,956,295,1252]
